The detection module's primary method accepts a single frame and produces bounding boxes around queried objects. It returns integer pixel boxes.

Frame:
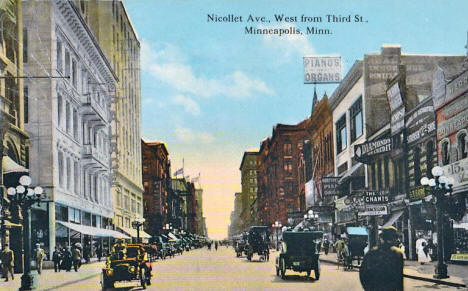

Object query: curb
[319,258,467,288]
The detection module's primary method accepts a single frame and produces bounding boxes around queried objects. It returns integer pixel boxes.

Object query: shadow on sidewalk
[40,273,100,291]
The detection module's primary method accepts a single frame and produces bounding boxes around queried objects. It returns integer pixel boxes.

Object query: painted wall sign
[442,157,468,188]
[321,177,341,196]
[358,205,388,216]
[446,69,468,104]
[432,67,446,109]
[406,103,436,144]
[304,56,342,83]
[355,138,392,160]
[364,190,390,204]
[437,110,468,139]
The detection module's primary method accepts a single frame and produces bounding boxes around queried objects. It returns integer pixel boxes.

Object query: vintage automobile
[101,243,152,290]
[275,230,323,280]
[245,226,270,261]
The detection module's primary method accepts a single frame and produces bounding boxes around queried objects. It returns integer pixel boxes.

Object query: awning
[168,232,179,241]
[346,226,368,236]
[383,210,404,228]
[118,226,151,239]
[339,162,363,184]
[453,223,468,230]
[57,221,130,239]
[2,156,28,174]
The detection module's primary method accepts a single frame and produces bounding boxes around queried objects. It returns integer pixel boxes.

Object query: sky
[123,0,468,239]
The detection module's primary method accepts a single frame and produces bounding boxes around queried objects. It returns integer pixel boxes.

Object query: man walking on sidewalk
[52,247,62,272]
[1,244,14,281]
[35,243,46,275]
[359,226,404,291]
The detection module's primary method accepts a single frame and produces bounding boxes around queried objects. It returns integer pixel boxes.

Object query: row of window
[336,96,363,153]
[55,204,104,228]
[440,131,468,165]
[57,150,111,207]
[116,189,142,215]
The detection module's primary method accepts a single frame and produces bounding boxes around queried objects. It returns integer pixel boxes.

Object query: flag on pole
[191,176,199,183]
[173,168,183,176]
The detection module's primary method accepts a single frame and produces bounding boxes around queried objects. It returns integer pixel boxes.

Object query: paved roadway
[2,247,464,290]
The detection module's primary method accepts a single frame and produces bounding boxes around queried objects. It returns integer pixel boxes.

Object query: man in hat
[1,244,14,281]
[35,243,46,275]
[359,226,404,291]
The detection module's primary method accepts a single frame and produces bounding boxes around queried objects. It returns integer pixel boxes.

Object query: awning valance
[2,156,28,174]
[118,226,151,239]
[346,226,368,236]
[57,221,130,239]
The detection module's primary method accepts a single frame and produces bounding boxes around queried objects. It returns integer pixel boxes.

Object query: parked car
[101,243,152,290]
[275,230,323,280]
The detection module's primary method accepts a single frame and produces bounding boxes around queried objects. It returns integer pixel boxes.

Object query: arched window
[441,140,450,166]
[458,131,467,160]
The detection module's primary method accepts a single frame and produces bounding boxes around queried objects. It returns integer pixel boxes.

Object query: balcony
[0,95,18,126]
[81,94,108,124]
[82,144,109,168]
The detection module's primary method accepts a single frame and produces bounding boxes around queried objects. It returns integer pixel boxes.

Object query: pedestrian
[335,237,346,264]
[1,244,14,281]
[83,244,90,263]
[34,243,46,275]
[62,246,73,271]
[323,238,330,255]
[215,241,218,251]
[418,241,431,264]
[96,245,103,262]
[359,226,404,291]
[52,246,62,272]
[72,246,82,272]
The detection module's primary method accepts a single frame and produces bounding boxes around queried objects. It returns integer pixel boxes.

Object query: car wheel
[280,258,286,279]
[140,268,147,289]
[101,272,114,290]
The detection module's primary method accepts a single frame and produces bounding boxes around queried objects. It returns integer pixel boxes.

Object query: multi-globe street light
[304,209,319,229]
[7,175,45,291]
[132,217,146,243]
[420,165,454,280]
[272,221,282,251]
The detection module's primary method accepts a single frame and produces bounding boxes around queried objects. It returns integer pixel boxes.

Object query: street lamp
[131,217,145,243]
[272,221,282,251]
[420,166,454,279]
[304,209,319,229]
[7,175,45,290]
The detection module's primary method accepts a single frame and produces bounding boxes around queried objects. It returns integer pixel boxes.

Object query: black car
[246,226,270,261]
[275,230,323,280]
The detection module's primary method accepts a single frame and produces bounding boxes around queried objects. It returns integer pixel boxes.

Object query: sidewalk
[319,252,468,287]
[0,258,104,291]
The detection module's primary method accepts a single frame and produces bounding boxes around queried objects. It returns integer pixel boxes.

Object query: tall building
[141,140,170,236]
[256,123,308,226]
[0,0,28,272]
[239,150,259,229]
[83,0,144,233]
[23,0,118,256]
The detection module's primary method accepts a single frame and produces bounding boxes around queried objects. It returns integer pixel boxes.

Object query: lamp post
[7,175,45,291]
[304,209,319,229]
[132,217,145,243]
[272,221,282,251]
[420,166,454,280]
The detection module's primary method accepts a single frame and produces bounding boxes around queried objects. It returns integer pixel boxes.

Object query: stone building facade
[23,0,117,255]
[239,150,259,229]
[83,0,144,232]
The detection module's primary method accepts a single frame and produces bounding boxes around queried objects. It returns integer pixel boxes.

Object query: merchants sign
[304,56,342,84]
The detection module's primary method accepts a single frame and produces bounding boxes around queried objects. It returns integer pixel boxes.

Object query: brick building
[141,140,171,236]
[256,123,308,226]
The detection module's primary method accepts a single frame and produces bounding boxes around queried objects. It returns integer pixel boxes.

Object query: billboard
[304,56,342,84]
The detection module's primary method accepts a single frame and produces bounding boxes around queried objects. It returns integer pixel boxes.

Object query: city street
[1,247,465,291]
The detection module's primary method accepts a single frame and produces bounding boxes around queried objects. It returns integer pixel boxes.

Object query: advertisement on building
[304,55,342,83]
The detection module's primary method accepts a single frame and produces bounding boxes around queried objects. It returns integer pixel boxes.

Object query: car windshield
[126,247,140,258]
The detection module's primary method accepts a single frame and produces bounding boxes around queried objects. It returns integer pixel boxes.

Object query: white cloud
[174,126,215,144]
[173,94,200,116]
[141,41,275,99]
[259,23,316,58]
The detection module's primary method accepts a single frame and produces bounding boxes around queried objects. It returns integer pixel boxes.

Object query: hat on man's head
[381,226,399,241]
